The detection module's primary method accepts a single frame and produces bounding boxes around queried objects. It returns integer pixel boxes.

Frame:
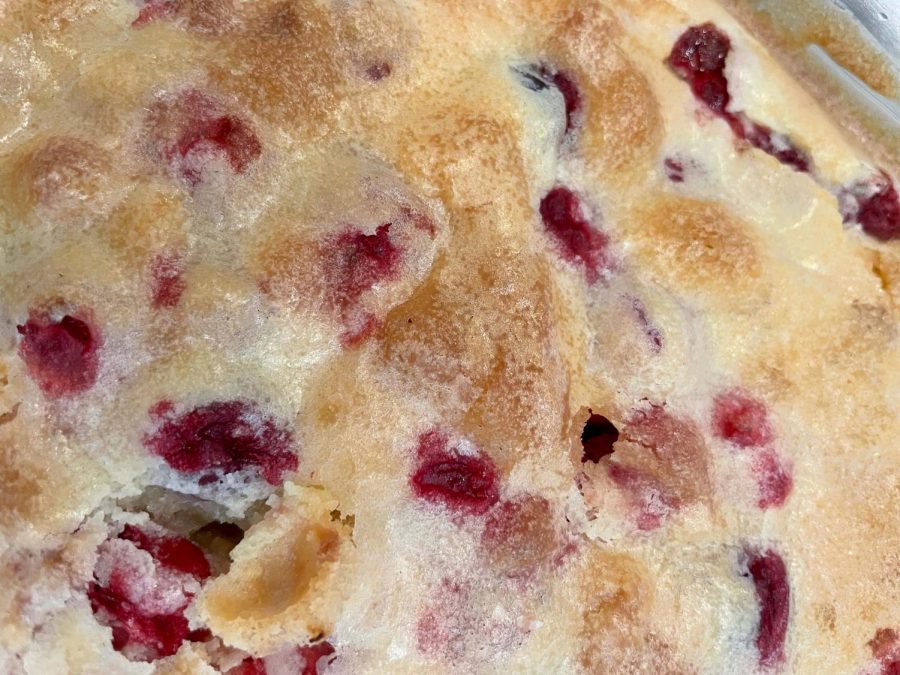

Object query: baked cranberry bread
[1,0,898,673]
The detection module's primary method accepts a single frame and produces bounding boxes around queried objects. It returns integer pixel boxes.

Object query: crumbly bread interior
[0,0,898,673]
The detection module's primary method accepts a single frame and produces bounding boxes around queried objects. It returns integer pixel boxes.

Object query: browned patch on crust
[579,550,688,673]
[548,5,662,178]
[624,196,762,291]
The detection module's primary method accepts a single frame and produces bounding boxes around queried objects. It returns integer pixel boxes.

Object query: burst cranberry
[581,412,619,463]
[323,224,402,308]
[120,524,211,578]
[669,23,731,113]
[17,311,100,399]
[410,430,499,516]
[753,450,793,509]
[712,389,773,448]
[730,113,811,173]
[539,187,609,283]
[150,251,186,309]
[144,400,298,485]
[147,90,261,187]
[88,525,211,661]
[745,548,790,669]
[668,24,810,173]
[841,172,900,242]
[299,641,337,675]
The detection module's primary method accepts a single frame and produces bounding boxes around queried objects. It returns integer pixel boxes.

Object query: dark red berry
[299,641,336,675]
[150,251,186,309]
[669,23,732,114]
[119,524,211,579]
[580,412,619,463]
[669,24,811,173]
[745,548,790,669]
[144,400,298,485]
[324,224,402,308]
[88,526,211,661]
[410,430,499,516]
[727,113,811,173]
[753,450,793,509]
[17,311,100,399]
[840,171,900,242]
[539,186,609,283]
[227,657,267,675]
[712,389,774,448]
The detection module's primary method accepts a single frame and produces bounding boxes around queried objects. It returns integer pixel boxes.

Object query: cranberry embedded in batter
[147,90,261,186]
[299,641,337,675]
[150,251,186,309]
[712,389,773,448]
[668,23,811,173]
[539,186,609,283]
[745,548,790,669]
[410,430,499,516]
[324,223,402,308]
[753,450,793,509]
[17,311,100,399]
[144,400,298,485]
[580,412,619,463]
[840,171,900,242]
[88,525,212,661]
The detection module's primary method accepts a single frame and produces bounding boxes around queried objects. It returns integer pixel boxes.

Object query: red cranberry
[581,412,619,463]
[299,641,336,675]
[410,430,499,516]
[150,251,186,309]
[119,524,211,579]
[669,24,810,173]
[227,658,267,675]
[753,450,793,509]
[840,171,900,242]
[323,224,402,309]
[669,23,732,114]
[88,525,211,661]
[539,187,609,283]
[712,389,773,448]
[147,90,261,187]
[744,548,790,669]
[17,311,100,399]
[144,400,298,485]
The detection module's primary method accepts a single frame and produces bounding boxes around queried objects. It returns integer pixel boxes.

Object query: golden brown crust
[0,0,898,673]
